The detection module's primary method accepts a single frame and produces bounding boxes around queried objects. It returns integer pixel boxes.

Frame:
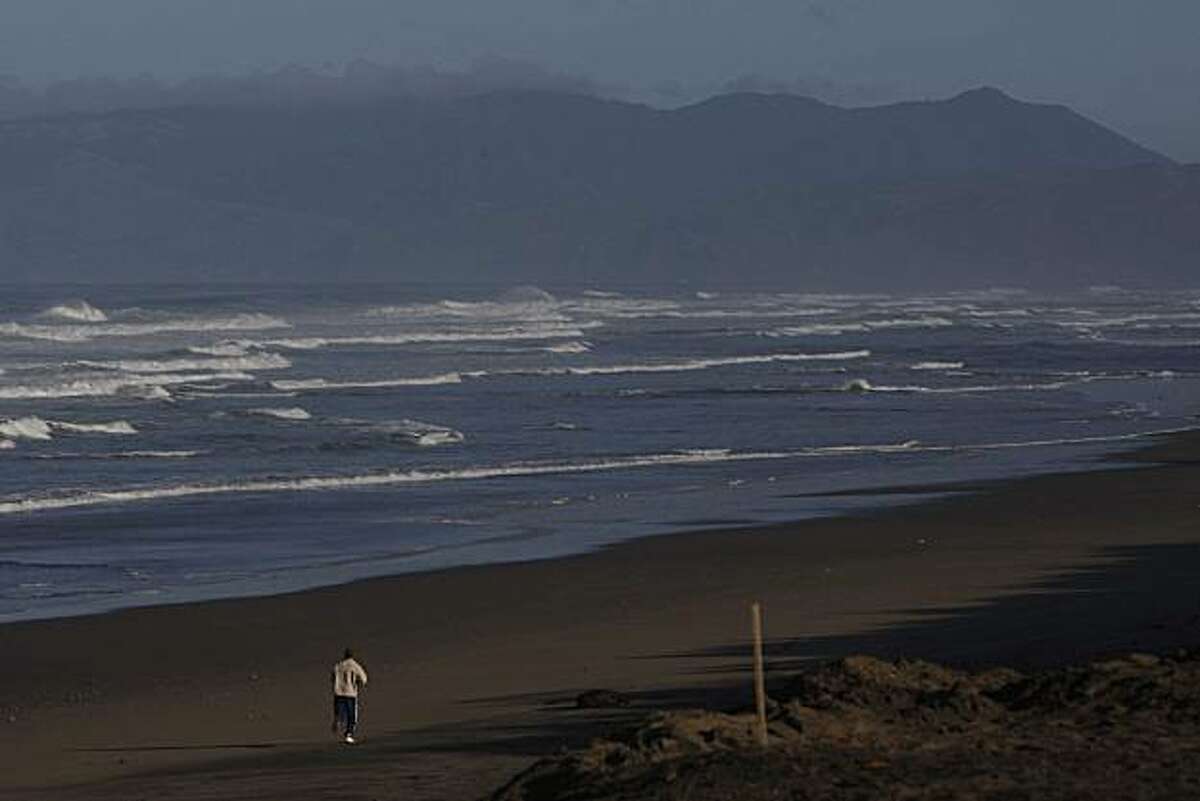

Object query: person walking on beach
[332,648,368,744]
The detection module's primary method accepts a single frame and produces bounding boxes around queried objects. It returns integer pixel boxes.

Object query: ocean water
[1,283,1197,622]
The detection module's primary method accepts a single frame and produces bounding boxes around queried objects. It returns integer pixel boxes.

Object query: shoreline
[4,424,1191,627]
[2,429,1200,799]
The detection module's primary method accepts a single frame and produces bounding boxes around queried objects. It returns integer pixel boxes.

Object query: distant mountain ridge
[0,88,1192,288]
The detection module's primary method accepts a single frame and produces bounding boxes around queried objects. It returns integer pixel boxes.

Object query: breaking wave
[760,317,955,337]
[4,428,1186,516]
[0,416,138,441]
[0,448,794,514]
[911,361,966,371]
[1057,312,1200,330]
[839,378,1074,394]
[176,389,298,399]
[366,288,564,323]
[0,417,52,441]
[244,407,312,422]
[0,313,289,343]
[49,420,138,435]
[186,342,257,357]
[355,419,466,446]
[80,353,291,374]
[269,352,871,393]
[759,323,859,336]
[543,341,592,354]
[0,371,253,400]
[32,450,201,460]
[257,324,590,350]
[500,350,871,376]
[37,300,108,323]
[1087,336,1200,348]
[270,373,463,392]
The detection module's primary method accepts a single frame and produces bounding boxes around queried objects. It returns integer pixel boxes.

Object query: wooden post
[751,601,768,747]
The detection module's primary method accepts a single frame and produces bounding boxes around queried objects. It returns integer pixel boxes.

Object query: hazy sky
[2,0,1197,159]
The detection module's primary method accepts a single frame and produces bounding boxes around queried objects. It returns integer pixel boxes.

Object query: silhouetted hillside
[0,88,1190,288]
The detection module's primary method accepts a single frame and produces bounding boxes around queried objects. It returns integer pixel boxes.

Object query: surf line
[1,426,1193,516]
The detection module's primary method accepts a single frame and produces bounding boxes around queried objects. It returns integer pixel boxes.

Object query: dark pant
[333,695,358,735]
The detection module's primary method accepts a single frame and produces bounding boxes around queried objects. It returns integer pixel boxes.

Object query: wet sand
[2,432,1199,800]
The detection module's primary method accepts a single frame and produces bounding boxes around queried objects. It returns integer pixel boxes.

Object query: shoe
[344,734,355,744]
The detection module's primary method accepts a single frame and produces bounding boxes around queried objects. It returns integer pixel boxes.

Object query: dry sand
[2,432,1199,800]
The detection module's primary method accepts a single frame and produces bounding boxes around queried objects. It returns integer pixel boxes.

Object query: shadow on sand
[402,541,1200,757]
[55,541,1200,799]
[72,743,281,753]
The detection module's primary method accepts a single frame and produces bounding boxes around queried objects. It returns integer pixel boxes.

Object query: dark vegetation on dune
[1,88,1195,288]
[491,650,1200,800]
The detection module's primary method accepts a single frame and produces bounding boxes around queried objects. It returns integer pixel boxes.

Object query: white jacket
[332,657,368,697]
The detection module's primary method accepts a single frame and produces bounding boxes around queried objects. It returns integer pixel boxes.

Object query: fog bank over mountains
[0,61,602,120]
[1,86,1195,289]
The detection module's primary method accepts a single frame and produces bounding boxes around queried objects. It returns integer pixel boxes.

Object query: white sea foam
[761,317,954,337]
[0,416,137,440]
[865,316,955,330]
[367,302,572,324]
[842,379,1074,394]
[928,428,1194,452]
[368,419,465,446]
[0,371,253,400]
[0,448,793,515]
[700,308,844,319]
[0,417,53,441]
[501,350,871,377]
[869,300,966,312]
[0,439,14,451]
[5,428,1184,516]
[245,407,312,422]
[810,440,924,454]
[186,341,255,357]
[131,386,174,401]
[559,298,684,318]
[34,450,200,460]
[37,300,108,323]
[1052,369,1179,382]
[51,420,138,435]
[0,323,92,343]
[367,288,567,323]
[259,324,589,350]
[963,309,1033,318]
[543,341,592,354]
[568,300,837,321]
[179,390,299,399]
[80,353,291,374]
[910,361,966,371]
[368,291,838,323]
[761,323,861,336]
[331,417,466,445]
[0,313,289,342]
[1091,336,1200,348]
[270,373,463,392]
[1058,312,1200,330]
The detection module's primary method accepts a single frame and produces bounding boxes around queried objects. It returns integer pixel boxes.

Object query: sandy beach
[2,432,1199,800]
